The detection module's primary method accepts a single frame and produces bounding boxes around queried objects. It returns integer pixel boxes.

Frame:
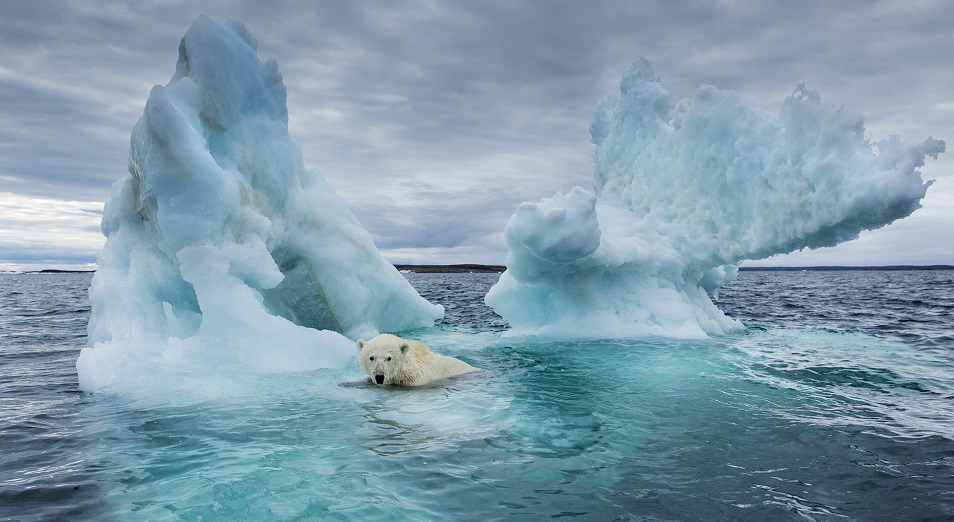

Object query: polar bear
[356,334,477,386]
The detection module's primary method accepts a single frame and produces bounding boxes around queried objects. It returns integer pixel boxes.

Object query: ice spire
[78,16,442,392]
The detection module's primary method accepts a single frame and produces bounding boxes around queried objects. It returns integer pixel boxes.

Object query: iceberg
[487,58,944,339]
[77,16,442,392]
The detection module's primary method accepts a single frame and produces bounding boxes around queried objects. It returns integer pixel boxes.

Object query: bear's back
[398,342,476,386]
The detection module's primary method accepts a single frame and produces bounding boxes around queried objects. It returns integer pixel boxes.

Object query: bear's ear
[399,343,410,354]
[356,340,365,351]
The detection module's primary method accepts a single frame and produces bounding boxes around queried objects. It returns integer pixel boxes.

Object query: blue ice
[78,16,441,392]
[78,18,944,394]
[486,58,944,339]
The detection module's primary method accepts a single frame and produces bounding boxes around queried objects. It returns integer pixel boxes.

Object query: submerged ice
[78,16,442,392]
[487,58,944,338]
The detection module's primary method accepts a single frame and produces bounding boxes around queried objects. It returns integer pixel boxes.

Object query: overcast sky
[1,0,951,271]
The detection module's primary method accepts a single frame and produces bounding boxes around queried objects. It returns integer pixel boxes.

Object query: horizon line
[7,263,954,275]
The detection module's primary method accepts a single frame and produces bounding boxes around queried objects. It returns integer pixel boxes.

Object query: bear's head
[356,334,411,385]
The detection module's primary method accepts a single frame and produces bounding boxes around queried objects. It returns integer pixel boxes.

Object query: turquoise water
[2,270,953,520]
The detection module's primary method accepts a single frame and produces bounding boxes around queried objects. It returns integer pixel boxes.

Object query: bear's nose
[374,374,385,385]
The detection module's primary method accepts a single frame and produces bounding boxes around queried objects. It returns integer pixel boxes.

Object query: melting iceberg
[78,16,442,392]
[487,58,944,339]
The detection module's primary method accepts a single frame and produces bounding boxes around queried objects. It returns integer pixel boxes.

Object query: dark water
[1,270,953,521]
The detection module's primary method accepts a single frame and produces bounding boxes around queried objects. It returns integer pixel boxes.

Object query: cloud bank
[1,1,951,269]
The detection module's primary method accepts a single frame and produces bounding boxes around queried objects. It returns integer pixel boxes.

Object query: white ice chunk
[487,58,943,339]
[78,16,442,393]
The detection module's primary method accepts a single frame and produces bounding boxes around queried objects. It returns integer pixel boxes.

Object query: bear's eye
[368,356,375,361]
[386,356,392,361]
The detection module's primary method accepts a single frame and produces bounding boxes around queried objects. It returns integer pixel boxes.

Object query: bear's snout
[374,374,385,385]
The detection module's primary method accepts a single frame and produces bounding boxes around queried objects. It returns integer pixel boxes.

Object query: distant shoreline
[8,264,954,274]
[393,264,506,273]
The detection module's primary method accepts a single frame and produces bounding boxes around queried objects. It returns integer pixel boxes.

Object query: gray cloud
[1,0,951,269]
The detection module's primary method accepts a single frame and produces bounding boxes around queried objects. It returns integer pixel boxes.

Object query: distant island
[393,264,506,273]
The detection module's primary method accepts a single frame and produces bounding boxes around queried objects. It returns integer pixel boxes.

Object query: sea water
[1,270,952,520]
